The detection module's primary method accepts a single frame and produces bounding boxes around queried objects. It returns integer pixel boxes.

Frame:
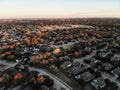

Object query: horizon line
[0,17,120,20]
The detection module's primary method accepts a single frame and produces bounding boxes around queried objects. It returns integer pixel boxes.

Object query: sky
[0,0,120,18]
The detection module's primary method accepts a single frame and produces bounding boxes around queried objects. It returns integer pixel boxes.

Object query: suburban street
[0,60,73,90]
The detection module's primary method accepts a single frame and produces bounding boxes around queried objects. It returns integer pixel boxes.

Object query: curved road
[0,60,73,90]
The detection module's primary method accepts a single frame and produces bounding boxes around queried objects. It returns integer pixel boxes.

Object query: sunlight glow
[0,0,120,18]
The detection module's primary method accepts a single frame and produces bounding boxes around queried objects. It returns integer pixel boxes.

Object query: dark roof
[61,61,72,69]
[75,71,94,82]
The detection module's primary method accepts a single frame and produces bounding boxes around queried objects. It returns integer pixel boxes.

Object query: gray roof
[102,63,114,71]
[40,85,49,90]
[91,77,106,89]
[75,71,94,82]
[111,55,120,61]
[111,67,120,76]
[68,66,86,76]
